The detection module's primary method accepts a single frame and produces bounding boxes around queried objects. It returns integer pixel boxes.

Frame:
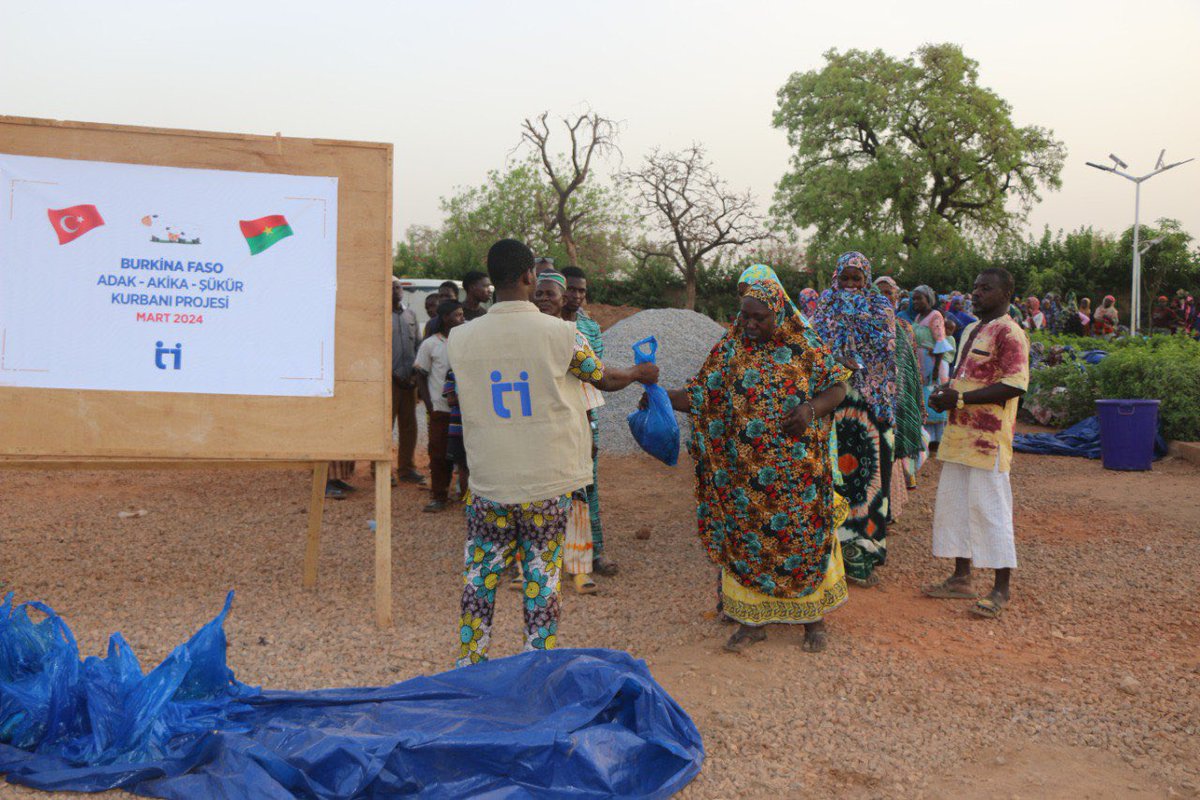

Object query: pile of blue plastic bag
[0,593,703,798]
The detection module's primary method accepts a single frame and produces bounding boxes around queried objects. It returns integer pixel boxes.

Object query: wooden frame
[0,116,395,627]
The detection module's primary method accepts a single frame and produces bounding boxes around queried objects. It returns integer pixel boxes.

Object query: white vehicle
[396,278,461,325]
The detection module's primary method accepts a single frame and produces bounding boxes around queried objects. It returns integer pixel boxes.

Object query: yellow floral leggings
[456,493,570,667]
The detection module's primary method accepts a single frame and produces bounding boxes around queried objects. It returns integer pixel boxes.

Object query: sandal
[593,558,619,577]
[969,597,1006,619]
[922,579,980,599]
[573,574,598,595]
[723,625,767,653]
[801,628,829,653]
[847,572,880,588]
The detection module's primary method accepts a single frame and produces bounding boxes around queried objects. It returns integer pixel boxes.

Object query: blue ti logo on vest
[155,341,182,370]
[491,370,532,418]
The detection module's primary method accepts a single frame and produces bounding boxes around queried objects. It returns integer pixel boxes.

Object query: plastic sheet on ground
[1014,415,1167,460]
[0,594,704,799]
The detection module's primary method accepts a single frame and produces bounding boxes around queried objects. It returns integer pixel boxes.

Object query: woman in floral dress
[659,279,850,652]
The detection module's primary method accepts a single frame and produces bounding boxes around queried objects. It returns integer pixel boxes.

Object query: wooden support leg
[303,462,329,590]
[374,459,394,628]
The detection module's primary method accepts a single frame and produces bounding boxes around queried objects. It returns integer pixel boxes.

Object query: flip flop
[573,574,598,595]
[969,597,1006,619]
[922,580,980,599]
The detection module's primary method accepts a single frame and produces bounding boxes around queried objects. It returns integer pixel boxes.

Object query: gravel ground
[1,444,1198,799]
[596,308,726,455]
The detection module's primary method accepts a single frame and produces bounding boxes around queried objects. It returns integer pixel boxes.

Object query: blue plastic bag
[627,336,680,466]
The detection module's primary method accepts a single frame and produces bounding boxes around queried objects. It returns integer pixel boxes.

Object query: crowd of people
[373,240,1194,663]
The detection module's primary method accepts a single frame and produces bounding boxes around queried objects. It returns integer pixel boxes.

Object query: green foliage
[1092,336,1200,442]
[772,43,1066,268]
[1026,333,1200,441]
[393,156,628,280]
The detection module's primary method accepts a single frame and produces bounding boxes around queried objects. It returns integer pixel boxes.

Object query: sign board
[0,116,391,462]
[1,153,339,397]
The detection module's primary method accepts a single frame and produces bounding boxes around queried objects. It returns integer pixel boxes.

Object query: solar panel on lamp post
[1085,152,1194,335]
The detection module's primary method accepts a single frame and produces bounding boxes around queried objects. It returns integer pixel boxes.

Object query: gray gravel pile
[596,308,727,455]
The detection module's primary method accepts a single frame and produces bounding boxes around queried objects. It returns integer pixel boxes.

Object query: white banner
[0,154,337,396]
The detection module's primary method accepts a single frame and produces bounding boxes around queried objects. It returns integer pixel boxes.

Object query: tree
[393,156,627,278]
[519,110,620,266]
[621,145,770,309]
[772,43,1066,263]
[1116,218,1199,320]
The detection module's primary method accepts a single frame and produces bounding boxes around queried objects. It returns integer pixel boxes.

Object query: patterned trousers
[456,493,570,667]
[586,413,605,558]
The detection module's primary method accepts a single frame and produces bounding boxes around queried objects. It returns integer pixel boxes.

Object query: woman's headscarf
[1103,295,1115,306]
[811,252,897,425]
[1027,296,1041,313]
[686,278,850,598]
[911,285,936,310]
[739,264,800,320]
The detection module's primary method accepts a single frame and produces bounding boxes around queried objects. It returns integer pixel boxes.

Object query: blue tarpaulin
[0,594,703,799]
[1013,415,1167,460]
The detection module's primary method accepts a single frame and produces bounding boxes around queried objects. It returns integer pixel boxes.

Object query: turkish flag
[47,204,105,245]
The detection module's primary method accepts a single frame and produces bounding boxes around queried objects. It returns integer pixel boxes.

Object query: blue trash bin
[1095,399,1160,471]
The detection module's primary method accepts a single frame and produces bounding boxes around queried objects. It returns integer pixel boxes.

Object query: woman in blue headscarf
[811,253,897,587]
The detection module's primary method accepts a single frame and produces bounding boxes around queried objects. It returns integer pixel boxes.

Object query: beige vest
[447,301,592,504]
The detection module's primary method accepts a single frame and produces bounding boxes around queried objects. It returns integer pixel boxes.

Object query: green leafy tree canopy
[772,43,1067,264]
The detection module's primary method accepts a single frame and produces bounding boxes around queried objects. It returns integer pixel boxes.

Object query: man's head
[533,256,555,276]
[534,271,567,318]
[424,292,440,317]
[438,280,459,301]
[971,268,1014,316]
[463,270,492,304]
[561,266,587,315]
[437,299,465,332]
[392,278,403,311]
[487,239,536,299]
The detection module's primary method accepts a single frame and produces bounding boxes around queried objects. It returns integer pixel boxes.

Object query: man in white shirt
[415,299,465,512]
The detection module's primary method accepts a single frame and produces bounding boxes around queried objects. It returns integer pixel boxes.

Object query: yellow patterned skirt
[721,493,850,626]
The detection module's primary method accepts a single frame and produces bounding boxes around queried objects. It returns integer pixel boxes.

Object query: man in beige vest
[448,239,656,666]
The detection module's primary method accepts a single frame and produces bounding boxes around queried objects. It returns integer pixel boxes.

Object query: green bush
[1092,336,1200,442]
[1025,333,1200,441]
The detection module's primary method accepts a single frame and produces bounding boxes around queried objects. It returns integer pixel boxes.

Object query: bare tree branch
[620,144,769,309]
[519,109,622,265]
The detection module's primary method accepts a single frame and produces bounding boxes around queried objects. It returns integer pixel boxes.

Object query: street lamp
[1085,150,1193,334]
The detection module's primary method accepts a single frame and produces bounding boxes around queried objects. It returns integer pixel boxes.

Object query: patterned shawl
[686,280,850,598]
[811,252,897,425]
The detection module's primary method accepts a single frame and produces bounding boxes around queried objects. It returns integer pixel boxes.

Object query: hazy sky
[2,0,1197,248]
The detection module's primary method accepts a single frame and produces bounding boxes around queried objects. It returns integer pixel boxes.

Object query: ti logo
[155,341,183,370]
[490,370,532,419]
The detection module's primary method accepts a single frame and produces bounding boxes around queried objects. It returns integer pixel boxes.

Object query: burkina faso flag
[239,214,293,255]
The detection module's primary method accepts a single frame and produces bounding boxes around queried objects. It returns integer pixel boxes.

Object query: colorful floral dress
[688,280,851,624]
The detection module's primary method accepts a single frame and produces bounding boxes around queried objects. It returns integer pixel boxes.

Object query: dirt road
[1,446,1197,798]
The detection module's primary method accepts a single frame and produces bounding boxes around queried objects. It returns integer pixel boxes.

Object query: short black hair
[436,299,462,321]
[979,267,1014,297]
[463,270,488,290]
[561,266,586,281]
[487,239,534,288]
[424,293,439,307]
[439,280,458,292]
